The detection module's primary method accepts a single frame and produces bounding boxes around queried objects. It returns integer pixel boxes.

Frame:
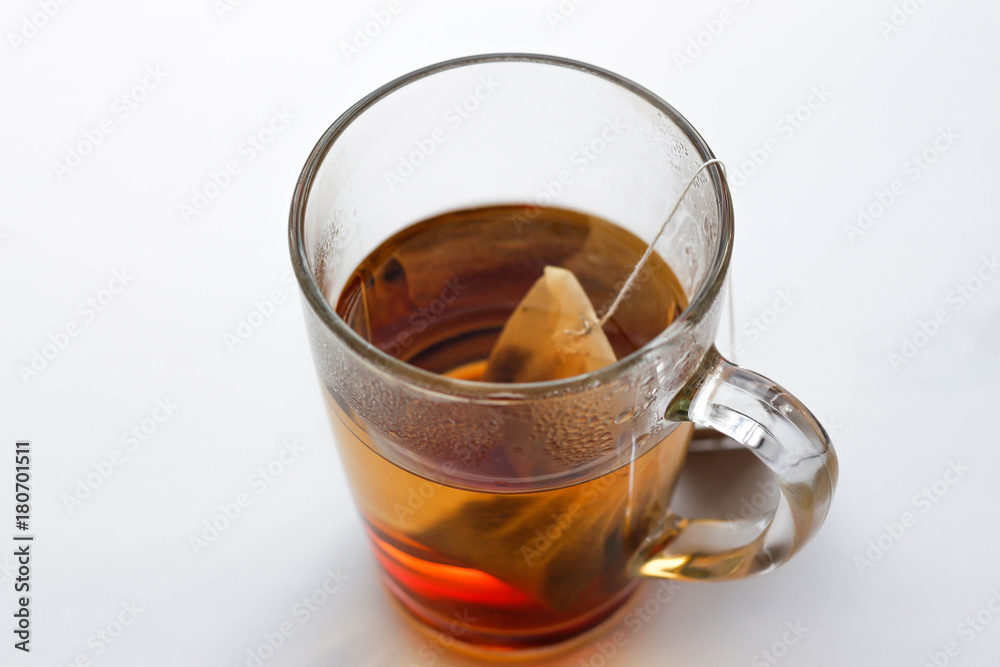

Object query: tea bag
[414,487,635,611]
[483,266,617,383]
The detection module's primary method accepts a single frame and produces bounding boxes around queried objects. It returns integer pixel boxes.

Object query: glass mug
[289,54,837,654]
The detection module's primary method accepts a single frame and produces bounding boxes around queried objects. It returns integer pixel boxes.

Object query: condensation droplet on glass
[614,407,635,425]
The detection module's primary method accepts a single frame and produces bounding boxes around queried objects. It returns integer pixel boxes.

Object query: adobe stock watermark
[233,567,350,667]
[844,126,958,242]
[17,269,135,386]
[0,555,18,586]
[339,0,405,63]
[383,76,501,192]
[577,581,683,667]
[61,398,180,514]
[731,287,798,357]
[920,589,1000,667]
[728,85,833,189]
[520,453,631,567]
[853,459,969,575]
[224,270,295,353]
[390,410,505,526]
[377,277,467,358]
[52,66,168,180]
[722,416,843,529]
[510,117,627,232]
[393,443,496,525]
[545,0,589,30]
[407,609,478,667]
[56,601,145,667]
[213,0,250,21]
[750,620,809,667]
[392,480,438,527]
[816,414,845,439]
[520,504,585,566]
[878,0,932,39]
[886,254,997,371]
[724,478,779,526]
[672,0,758,72]
[189,440,307,556]
[179,107,294,223]
[7,0,73,52]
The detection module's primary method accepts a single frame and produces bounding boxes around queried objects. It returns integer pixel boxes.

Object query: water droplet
[614,407,635,424]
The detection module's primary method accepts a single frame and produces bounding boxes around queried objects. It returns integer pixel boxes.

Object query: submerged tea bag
[483,266,617,383]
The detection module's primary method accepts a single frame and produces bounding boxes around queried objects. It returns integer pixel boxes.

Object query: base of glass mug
[384,575,646,661]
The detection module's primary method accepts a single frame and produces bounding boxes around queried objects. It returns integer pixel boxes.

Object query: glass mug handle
[649,346,839,581]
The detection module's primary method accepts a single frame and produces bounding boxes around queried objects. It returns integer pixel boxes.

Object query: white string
[597,158,726,327]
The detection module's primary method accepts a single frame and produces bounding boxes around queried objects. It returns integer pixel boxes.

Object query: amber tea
[329,205,694,649]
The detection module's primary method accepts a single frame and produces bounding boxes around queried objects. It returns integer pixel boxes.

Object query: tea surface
[335,205,687,374]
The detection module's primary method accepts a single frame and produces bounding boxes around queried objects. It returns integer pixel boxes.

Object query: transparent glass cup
[289,54,837,655]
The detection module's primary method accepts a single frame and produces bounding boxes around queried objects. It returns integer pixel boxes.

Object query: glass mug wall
[289,54,837,653]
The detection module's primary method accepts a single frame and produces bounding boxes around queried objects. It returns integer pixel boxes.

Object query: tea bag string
[596,158,726,327]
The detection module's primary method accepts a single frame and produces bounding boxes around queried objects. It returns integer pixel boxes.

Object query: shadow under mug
[289,54,838,654]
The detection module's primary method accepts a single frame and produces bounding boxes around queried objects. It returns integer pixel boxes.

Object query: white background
[2,1,999,666]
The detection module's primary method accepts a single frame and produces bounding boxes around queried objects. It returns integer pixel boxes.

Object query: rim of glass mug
[288,52,732,396]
